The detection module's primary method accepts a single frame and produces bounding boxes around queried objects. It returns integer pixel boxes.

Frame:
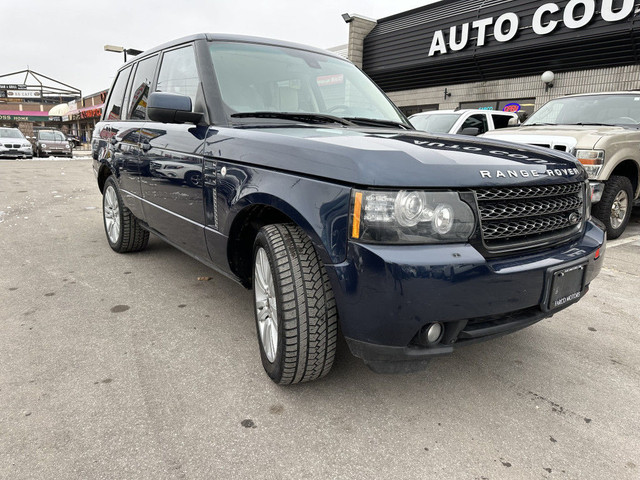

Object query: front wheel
[253,224,338,384]
[592,175,633,239]
[102,176,149,253]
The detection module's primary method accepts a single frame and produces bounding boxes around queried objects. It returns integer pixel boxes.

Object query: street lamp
[104,45,143,62]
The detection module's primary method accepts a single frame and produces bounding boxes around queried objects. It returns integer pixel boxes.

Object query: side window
[492,114,513,129]
[459,114,488,134]
[156,46,199,107]
[103,65,133,121]
[126,55,159,120]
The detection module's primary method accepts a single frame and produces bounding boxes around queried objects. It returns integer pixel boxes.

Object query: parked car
[0,127,33,159]
[66,134,82,147]
[483,92,640,238]
[33,129,72,158]
[409,109,519,135]
[93,34,604,384]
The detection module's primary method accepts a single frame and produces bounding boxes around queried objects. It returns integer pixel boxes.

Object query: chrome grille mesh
[475,182,584,250]
[479,196,582,220]
[475,183,581,201]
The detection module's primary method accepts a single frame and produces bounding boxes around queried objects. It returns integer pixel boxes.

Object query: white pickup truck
[484,92,640,238]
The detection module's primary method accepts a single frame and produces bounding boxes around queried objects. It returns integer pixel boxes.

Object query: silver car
[0,127,33,159]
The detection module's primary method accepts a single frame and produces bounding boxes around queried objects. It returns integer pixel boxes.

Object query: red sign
[81,107,102,119]
[503,103,521,113]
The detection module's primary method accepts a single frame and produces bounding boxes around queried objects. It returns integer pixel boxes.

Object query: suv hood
[482,124,637,150]
[213,126,586,187]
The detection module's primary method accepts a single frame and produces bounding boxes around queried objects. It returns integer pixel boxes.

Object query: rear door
[98,64,148,219]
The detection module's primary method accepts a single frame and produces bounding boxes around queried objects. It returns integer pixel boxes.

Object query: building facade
[345,0,640,118]
[0,69,106,143]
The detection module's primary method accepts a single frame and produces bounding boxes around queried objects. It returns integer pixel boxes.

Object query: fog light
[420,322,444,345]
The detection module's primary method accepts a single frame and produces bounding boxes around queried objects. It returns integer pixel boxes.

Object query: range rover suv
[484,92,640,239]
[92,34,605,384]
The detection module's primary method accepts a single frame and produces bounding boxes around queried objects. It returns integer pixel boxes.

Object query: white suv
[409,109,519,136]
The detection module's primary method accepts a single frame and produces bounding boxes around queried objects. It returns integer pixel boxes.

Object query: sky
[1,0,433,97]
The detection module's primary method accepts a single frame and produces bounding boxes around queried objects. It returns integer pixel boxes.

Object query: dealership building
[343,0,640,118]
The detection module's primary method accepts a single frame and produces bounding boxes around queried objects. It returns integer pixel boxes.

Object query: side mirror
[459,127,480,136]
[508,117,520,127]
[148,92,203,124]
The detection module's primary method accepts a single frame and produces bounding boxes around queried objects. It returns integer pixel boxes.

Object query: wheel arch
[225,197,335,289]
[97,163,114,193]
[610,159,640,198]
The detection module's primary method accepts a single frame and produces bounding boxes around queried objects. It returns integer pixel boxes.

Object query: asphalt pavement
[1,158,639,480]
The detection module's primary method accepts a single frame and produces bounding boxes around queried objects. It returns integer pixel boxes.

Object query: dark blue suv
[92,34,605,384]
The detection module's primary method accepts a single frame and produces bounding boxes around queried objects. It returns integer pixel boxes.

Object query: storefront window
[460,99,535,117]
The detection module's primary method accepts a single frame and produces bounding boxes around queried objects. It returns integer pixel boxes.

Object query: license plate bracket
[544,262,587,311]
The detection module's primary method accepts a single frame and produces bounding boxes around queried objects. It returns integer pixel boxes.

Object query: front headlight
[575,150,604,178]
[40,143,47,148]
[351,189,476,244]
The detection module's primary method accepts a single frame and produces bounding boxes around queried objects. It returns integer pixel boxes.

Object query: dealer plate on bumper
[546,263,587,311]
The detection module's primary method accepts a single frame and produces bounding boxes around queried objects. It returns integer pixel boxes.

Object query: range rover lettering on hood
[480,168,581,179]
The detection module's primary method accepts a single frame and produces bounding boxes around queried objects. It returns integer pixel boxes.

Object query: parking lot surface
[1,159,639,480]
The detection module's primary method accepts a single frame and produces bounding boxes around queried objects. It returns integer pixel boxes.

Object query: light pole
[104,45,143,62]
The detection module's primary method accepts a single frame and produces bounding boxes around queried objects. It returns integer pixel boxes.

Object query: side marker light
[352,192,363,239]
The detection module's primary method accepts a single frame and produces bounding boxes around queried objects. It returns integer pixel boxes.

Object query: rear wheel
[185,171,202,188]
[253,224,338,384]
[102,176,149,253]
[592,175,633,239]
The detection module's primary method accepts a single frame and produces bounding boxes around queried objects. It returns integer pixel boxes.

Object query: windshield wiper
[230,111,355,126]
[523,122,557,126]
[566,122,619,127]
[342,117,412,130]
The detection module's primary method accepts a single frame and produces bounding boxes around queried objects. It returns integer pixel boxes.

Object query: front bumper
[40,149,71,156]
[325,221,605,371]
[589,181,605,204]
[0,148,32,158]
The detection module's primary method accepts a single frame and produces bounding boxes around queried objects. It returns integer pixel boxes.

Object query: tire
[102,176,149,253]
[592,175,633,239]
[185,171,202,188]
[253,224,338,384]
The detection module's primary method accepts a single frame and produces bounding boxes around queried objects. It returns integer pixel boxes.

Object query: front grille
[4,143,21,148]
[474,182,584,251]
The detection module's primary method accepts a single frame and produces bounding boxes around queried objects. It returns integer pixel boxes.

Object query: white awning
[48,103,70,116]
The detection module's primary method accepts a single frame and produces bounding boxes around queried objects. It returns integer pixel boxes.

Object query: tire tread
[592,175,633,240]
[259,224,338,384]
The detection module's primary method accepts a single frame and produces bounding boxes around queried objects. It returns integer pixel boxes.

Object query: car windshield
[208,41,409,127]
[0,128,25,139]
[409,113,461,133]
[525,94,640,126]
[38,131,66,141]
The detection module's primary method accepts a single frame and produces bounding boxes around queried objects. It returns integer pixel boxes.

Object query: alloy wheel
[104,185,121,244]
[254,247,278,363]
